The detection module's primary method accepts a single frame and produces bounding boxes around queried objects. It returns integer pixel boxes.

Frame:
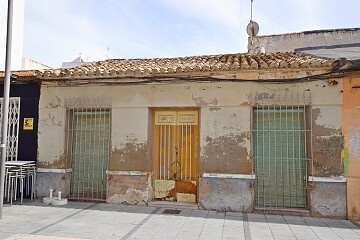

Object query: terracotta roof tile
[37,52,335,80]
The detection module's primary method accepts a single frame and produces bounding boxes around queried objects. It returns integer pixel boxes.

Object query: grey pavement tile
[284,215,306,225]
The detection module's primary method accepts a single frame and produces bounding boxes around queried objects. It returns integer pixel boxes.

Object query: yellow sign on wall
[23,118,34,130]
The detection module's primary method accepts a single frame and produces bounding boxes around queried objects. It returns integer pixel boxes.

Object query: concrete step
[148,201,199,210]
[254,207,310,217]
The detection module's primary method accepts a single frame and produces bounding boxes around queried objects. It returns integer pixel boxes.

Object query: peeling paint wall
[38,79,343,214]
[309,182,346,218]
[200,107,251,174]
[107,173,152,205]
[343,76,360,220]
[312,107,343,177]
[110,108,149,171]
[199,178,254,212]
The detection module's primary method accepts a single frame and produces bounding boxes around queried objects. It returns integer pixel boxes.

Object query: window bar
[85,105,91,199]
[303,91,308,200]
[76,108,82,200]
[255,92,259,205]
[160,125,162,179]
[310,92,314,184]
[285,92,289,207]
[185,124,188,181]
[274,93,278,209]
[104,107,110,199]
[291,92,295,206]
[297,92,302,205]
[181,124,184,180]
[279,94,284,206]
[95,107,100,199]
[167,124,170,180]
[90,102,94,199]
[261,93,265,208]
[190,124,192,181]
[266,93,271,209]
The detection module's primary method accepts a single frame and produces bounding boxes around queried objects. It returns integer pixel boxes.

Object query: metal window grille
[65,98,111,201]
[0,97,20,161]
[252,91,312,209]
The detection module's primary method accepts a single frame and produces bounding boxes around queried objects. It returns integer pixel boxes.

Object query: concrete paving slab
[2,200,360,239]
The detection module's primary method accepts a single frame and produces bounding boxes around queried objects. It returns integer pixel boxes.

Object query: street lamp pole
[0,0,14,219]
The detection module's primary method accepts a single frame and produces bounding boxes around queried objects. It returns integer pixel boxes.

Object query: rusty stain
[201,133,251,174]
[109,142,148,171]
[328,79,339,86]
[168,181,197,198]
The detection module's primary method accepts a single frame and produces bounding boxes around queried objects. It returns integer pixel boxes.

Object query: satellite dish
[246,21,259,37]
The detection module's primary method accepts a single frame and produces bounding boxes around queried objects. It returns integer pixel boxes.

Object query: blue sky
[23,0,360,68]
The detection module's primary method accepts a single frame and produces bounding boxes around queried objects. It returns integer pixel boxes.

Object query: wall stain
[46,96,62,108]
[209,107,221,112]
[107,174,151,205]
[192,96,218,107]
[37,154,70,169]
[313,135,344,176]
[39,113,63,126]
[312,108,344,176]
[109,142,148,171]
[201,133,251,174]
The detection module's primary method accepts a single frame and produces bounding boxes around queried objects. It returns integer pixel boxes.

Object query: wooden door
[153,109,199,203]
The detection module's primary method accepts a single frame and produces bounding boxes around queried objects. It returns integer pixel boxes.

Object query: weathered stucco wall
[200,107,251,174]
[199,177,253,212]
[312,106,343,177]
[38,80,343,210]
[109,108,149,171]
[343,76,360,220]
[309,182,346,218]
[36,172,71,198]
[107,173,152,205]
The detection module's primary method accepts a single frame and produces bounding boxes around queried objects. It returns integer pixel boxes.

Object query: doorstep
[148,201,199,210]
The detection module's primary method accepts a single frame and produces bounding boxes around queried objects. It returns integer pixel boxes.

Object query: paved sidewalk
[1,200,360,240]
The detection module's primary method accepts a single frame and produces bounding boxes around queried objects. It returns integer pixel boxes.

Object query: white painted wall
[0,0,25,70]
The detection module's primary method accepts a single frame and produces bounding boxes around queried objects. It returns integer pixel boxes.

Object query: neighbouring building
[0,0,25,70]
[342,62,360,220]
[29,51,360,219]
[248,27,360,60]
[0,70,40,162]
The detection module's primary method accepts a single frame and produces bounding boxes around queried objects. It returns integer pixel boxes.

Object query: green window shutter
[254,108,307,208]
[70,110,110,200]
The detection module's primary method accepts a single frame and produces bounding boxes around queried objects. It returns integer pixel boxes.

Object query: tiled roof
[0,70,37,79]
[37,52,334,80]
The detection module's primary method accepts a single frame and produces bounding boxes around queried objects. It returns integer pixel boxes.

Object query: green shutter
[254,108,307,208]
[70,110,110,200]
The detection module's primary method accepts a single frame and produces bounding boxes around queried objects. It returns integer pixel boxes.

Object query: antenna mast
[246,0,259,53]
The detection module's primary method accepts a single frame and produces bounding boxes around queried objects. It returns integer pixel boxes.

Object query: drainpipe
[0,0,14,219]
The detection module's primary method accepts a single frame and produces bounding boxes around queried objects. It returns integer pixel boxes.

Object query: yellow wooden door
[153,109,199,203]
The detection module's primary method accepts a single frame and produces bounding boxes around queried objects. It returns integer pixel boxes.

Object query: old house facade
[32,52,357,218]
